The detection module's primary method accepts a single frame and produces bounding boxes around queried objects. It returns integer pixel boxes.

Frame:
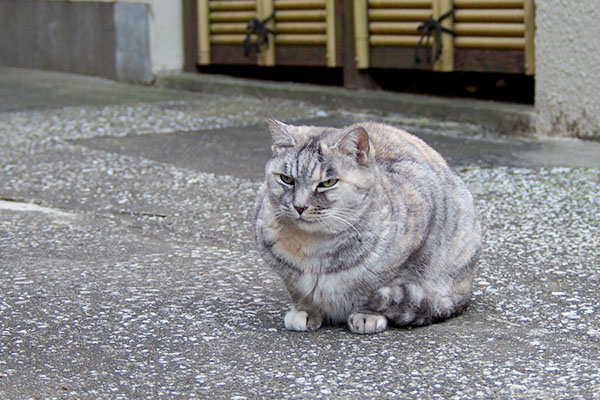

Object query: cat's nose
[294,206,307,215]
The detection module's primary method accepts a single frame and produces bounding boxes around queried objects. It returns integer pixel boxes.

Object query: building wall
[535,0,600,139]
[2,0,599,140]
[149,0,184,74]
[114,2,153,83]
[0,0,183,83]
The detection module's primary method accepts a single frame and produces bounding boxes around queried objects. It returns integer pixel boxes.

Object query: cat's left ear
[267,118,296,153]
[335,126,372,166]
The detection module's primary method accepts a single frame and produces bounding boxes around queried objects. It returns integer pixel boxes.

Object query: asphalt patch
[71,116,599,181]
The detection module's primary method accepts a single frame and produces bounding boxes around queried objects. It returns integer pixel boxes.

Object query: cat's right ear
[267,118,295,153]
[335,126,372,166]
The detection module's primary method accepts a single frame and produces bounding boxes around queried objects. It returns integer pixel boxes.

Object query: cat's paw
[348,313,388,334]
[284,309,322,331]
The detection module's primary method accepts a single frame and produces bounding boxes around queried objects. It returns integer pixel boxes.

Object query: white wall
[535,0,600,139]
[148,0,184,74]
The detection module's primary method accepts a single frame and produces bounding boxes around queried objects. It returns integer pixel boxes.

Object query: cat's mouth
[296,216,316,224]
[292,213,322,228]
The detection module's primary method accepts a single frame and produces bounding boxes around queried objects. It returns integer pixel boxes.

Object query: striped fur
[254,120,482,334]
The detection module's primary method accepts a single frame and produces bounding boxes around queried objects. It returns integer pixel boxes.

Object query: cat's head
[264,119,376,234]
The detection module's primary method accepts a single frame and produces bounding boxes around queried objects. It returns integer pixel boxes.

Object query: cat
[254,119,482,334]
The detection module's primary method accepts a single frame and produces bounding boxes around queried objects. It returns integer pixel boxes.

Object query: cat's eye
[319,178,338,188]
[280,174,295,185]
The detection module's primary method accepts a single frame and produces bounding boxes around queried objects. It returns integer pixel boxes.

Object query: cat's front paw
[348,313,388,334]
[284,309,322,331]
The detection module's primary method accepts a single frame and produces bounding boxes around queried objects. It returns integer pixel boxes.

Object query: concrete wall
[114,2,153,82]
[0,0,183,83]
[149,0,184,74]
[535,0,600,139]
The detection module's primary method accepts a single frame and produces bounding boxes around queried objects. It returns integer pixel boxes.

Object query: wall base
[0,0,152,84]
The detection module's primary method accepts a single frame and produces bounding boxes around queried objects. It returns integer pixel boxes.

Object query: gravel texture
[0,67,599,399]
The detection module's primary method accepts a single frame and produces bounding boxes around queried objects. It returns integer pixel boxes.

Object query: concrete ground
[0,66,599,399]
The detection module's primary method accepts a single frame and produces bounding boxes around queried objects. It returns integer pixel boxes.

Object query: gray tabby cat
[254,119,481,334]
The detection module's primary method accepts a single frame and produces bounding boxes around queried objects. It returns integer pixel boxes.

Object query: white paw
[284,309,309,331]
[348,313,388,334]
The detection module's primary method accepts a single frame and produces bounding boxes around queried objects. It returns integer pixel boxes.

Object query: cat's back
[353,122,448,171]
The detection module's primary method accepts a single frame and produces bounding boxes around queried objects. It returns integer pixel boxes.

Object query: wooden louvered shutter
[354,0,535,74]
[355,0,435,69]
[197,0,338,67]
[198,0,258,65]
[274,0,337,67]
[453,0,535,74]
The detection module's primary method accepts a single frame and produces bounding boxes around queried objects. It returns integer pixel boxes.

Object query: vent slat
[275,22,327,33]
[454,36,525,49]
[210,11,256,22]
[455,22,524,37]
[454,9,524,22]
[369,22,421,35]
[454,0,523,9]
[275,9,327,21]
[274,0,326,10]
[367,0,432,8]
[209,0,255,11]
[368,9,431,21]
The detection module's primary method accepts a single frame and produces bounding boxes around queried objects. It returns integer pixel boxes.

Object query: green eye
[319,178,338,188]
[280,174,295,185]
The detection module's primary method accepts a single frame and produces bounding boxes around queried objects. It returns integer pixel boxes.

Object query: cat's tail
[368,277,473,326]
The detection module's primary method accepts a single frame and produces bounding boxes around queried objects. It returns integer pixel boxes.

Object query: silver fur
[254,120,482,334]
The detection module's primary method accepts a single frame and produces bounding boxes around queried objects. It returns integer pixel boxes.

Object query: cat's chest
[293,269,367,321]
[271,225,334,270]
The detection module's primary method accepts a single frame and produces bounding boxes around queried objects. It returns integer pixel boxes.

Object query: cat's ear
[335,126,372,166]
[267,118,296,153]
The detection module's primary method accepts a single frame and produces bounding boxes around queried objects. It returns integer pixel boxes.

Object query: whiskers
[263,204,364,237]
[263,208,288,226]
[311,207,363,236]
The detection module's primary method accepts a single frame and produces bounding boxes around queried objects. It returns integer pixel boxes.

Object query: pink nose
[294,206,307,215]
